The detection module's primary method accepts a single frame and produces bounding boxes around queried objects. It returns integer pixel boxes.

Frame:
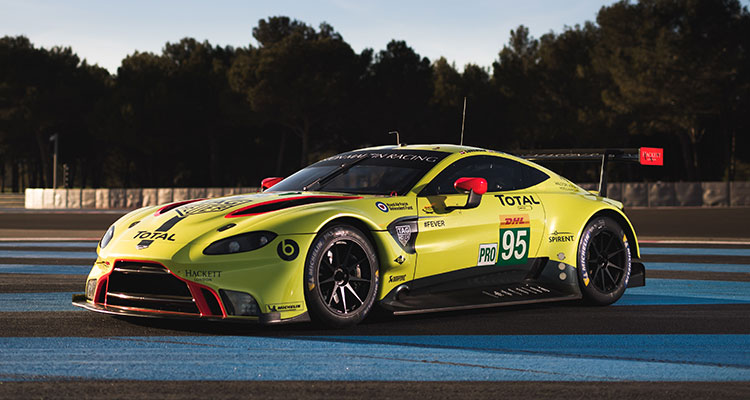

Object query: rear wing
[516,148,663,197]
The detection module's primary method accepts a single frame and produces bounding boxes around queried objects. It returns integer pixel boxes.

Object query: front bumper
[72,294,310,324]
[82,233,314,324]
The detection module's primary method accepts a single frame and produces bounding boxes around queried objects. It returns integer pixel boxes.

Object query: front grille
[105,261,199,314]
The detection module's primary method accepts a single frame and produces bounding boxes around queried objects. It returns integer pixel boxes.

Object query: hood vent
[226,196,361,218]
[154,198,205,216]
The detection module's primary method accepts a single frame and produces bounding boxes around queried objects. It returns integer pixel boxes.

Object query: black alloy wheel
[577,217,632,305]
[304,225,379,327]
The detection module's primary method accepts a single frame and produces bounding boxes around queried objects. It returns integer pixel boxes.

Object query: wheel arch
[316,216,378,245]
[587,209,640,259]
[317,215,416,300]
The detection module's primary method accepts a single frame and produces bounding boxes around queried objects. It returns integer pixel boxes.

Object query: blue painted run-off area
[617,279,750,306]
[0,292,81,312]
[0,334,747,381]
[646,262,750,273]
[0,250,96,259]
[0,264,91,275]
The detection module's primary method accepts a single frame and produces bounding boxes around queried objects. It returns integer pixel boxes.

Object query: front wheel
[577,217,631,305]
[304,225,379,328]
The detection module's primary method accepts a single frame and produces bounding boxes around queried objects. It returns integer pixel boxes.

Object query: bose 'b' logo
[277,239,299,261]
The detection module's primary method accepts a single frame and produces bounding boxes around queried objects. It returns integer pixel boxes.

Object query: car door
[414,155,547,280]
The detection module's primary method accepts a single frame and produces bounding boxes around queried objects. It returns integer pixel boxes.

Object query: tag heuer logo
[395,225,411,246]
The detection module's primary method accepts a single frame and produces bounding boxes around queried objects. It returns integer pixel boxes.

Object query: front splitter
[72,295,310,325]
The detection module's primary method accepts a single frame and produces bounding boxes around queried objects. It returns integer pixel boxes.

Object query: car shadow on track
[112,300,584,337]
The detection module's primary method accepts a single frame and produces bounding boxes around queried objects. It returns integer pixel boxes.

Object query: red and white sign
[639,147,664,166]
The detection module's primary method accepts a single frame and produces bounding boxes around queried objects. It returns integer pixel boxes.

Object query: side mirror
[261,177,284,191]
[452,177,487,210]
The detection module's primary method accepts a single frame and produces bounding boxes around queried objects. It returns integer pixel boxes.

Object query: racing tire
[576,216,632,306]
[304,224,379,328]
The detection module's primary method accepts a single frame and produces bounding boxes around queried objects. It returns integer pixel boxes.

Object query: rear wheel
[577,217,631,305]
[304,225,379,327]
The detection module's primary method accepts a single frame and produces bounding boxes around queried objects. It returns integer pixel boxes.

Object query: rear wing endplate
[517,147,663,197]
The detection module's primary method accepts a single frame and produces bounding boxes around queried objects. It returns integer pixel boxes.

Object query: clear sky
[2,0,749,74]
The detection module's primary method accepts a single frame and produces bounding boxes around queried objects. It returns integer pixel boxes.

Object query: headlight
[203,231,277,255]
[100,225,115,249]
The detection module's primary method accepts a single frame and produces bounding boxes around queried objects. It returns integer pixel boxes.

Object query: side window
[420,155,549,196]
[420,157,486,196]
[484,157,549,192]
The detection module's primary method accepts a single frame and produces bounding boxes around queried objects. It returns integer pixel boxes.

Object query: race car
[73,144,661,327]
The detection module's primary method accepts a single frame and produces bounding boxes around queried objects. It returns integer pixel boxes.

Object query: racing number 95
[497,227,529,266]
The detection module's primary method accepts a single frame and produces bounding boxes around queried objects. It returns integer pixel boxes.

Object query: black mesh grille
[105,261,198,314]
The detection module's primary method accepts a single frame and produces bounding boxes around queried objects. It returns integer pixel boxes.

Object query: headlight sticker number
[497,214,530,266]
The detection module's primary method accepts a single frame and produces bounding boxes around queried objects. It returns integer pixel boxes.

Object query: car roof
[358,144,510,155]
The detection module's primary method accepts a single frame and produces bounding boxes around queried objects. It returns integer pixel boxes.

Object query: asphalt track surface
[1,207,749,398]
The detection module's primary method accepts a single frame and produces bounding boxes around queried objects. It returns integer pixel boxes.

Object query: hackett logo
[184,270,221,278]
[133,231,176,241]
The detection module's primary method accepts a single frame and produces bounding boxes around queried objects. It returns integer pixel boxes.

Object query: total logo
[495,194,541,207]
[376,202,389,212]
[133,231,176,241]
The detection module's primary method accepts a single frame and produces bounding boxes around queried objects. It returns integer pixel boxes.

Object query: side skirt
[379,258,583,315]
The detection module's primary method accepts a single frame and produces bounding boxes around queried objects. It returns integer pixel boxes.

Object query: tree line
[1,0,748,191]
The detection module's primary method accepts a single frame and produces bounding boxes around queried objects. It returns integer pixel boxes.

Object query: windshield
[268,149,449,195]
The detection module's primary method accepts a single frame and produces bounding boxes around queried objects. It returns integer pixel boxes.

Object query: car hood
[100,191,378,257]
[133,192,364,238]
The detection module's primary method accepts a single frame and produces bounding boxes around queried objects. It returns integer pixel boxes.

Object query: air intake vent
[105,261,198,314]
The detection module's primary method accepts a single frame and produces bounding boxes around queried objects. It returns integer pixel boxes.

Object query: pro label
[477,243,498,266]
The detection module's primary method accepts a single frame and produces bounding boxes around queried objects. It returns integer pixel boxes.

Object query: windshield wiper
[303,157,368,192]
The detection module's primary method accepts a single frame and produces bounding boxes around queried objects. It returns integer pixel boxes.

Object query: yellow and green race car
[73,144,661,327]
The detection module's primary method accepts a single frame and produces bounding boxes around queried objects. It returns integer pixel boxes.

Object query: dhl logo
[500,214,530,228]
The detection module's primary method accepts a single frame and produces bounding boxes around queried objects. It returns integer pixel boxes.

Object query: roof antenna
[460,96,467,145]
[389,130,401,146]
